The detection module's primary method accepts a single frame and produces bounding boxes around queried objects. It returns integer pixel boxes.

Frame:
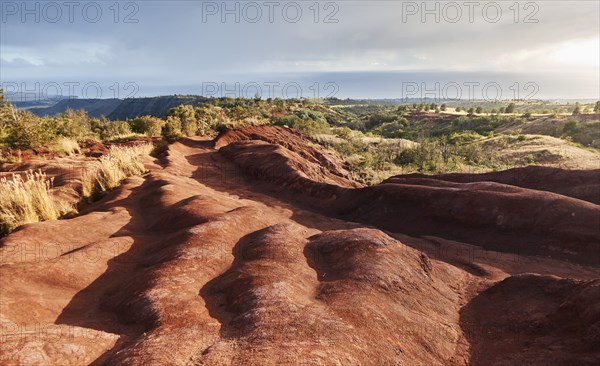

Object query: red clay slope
[461,274,600,365]
[0,126,598,365]
[216,127,600,266]
[388,167,600,205]
[215,126,359,185]
[0,137,467,365]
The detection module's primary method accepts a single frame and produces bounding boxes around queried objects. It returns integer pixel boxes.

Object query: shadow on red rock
[215,126,600,266]
[460,274,600,365]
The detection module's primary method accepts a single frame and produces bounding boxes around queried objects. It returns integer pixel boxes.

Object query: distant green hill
[29,96,211,120]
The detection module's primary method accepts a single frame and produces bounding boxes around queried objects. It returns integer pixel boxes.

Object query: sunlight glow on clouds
[550,37,600,67]
[1,0,598,98]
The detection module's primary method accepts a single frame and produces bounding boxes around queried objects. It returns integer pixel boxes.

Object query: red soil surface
[392,167,600,205]
[0,126,598,365]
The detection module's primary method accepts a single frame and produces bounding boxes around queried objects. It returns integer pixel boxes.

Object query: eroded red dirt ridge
[1,126,599,365]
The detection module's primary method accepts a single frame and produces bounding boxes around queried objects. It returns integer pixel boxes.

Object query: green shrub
[271,115,329,135]
[333,126,353,139]
[54,109,92,140]
[169,105,198,136]
[457,143,486,165]
[561,120,599,147]
[162,116,183,141]
[395,148,420,166]
[98,120,132,140]
[562,120,578,136]
[129,116,165,137]
[4,112,57,148]
[449,131,482,145]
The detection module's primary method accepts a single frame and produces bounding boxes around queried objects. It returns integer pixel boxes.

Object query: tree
[572,102,581,115]
[440,104,447,111]
[194,106,220,135]
[0,89,15,136]
[54,109,92,140]
[563,120,578,136]
[169,105,198,136]
[475,107,483,114]
[505,103,516,114]
[225,104,249,121]
[594,101,600,113]
[455,106,461,112]
[162,116,183,141]
[130,116,164,137]
[467,108,475,115]
[97,119,131,140]
[5,111,57,148]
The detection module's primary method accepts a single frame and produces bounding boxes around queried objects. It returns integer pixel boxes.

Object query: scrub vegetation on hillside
[2,89,599,184]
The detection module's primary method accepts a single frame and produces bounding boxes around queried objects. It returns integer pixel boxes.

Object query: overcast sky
[1,0,598,99]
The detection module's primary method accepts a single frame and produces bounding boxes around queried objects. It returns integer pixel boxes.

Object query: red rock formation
[1,127,598,365]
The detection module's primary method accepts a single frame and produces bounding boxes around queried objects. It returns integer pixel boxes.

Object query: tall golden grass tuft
[83,143,153,198]
[55,137,81,156]
[0,143,152,237]
[0,170,72,236]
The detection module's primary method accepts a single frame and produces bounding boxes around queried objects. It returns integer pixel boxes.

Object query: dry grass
[0,143,153,237]
[54,138,81,156]
[0,170,72,236]
[83,143,153,198]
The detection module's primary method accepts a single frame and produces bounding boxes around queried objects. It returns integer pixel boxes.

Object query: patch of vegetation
[0,170,74,237]
[82,143,153,200]
[52,138,81,157]
[0,143,153,237]
[2,89,598,188]
[562,120,600,148]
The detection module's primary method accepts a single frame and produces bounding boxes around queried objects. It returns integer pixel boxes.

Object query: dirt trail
[1,129,599,365]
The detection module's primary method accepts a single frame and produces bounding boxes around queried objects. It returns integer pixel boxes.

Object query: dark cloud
[1,1,598,98]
